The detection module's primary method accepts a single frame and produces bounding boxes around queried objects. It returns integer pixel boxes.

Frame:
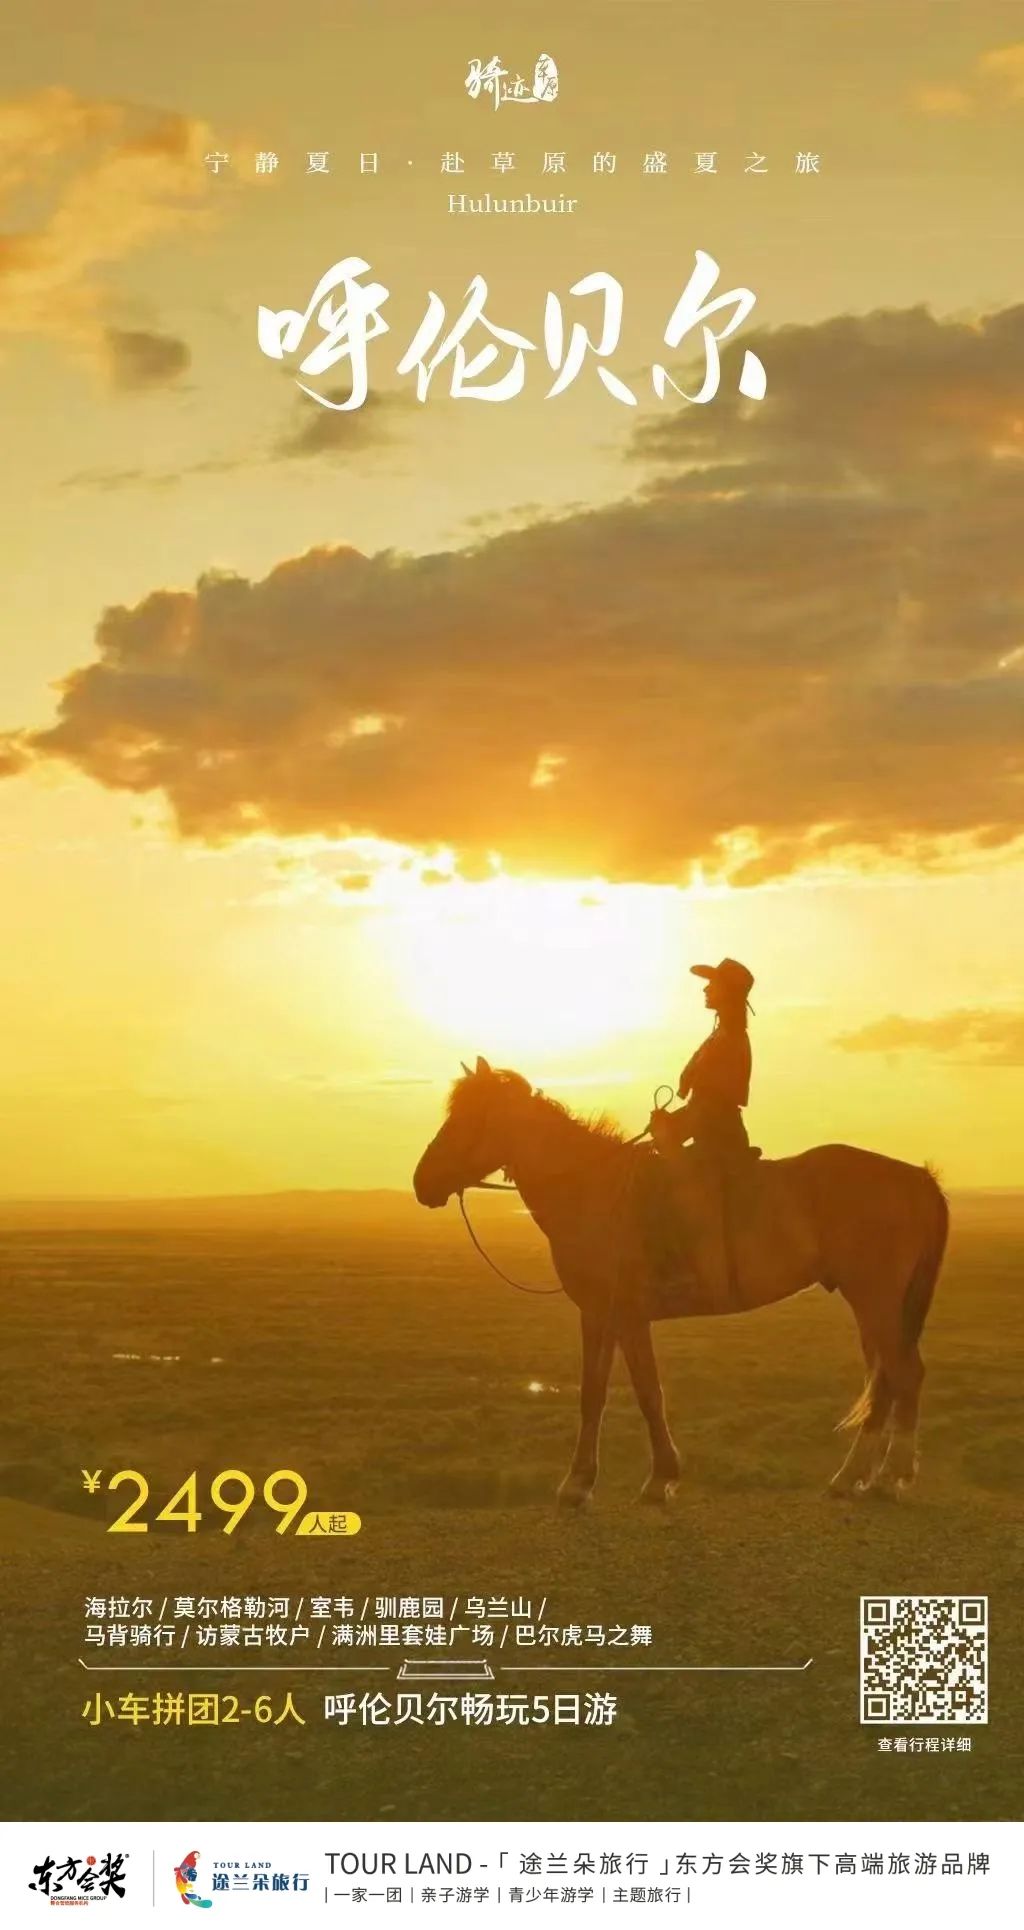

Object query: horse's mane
[446,1070,627,1149]
[531,1090,627,1147]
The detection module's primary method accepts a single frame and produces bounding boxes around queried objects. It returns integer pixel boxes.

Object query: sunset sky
[2,1,1023,1195]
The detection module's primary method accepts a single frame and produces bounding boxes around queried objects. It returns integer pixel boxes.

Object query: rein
[455,1083,678,1298]
[458,1188,564,1296]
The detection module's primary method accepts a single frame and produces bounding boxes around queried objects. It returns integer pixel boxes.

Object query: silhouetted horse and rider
[413,959,947,1505]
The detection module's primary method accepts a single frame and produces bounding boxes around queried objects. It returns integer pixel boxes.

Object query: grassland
[1,1188,1021,1821]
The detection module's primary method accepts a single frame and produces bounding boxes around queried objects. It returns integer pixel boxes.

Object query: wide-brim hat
[691,957,754,999]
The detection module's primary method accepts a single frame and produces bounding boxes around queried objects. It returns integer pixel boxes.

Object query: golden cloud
[103,326,191,391]
[7,301,1024,887]
[914,40,1024,115]
[835,1011,1024,1066]
[0,86,210,374]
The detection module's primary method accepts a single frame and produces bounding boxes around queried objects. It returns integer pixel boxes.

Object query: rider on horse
[650,957,756,1168]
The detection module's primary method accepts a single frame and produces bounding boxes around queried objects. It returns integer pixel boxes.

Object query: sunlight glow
[379,873,682,1056]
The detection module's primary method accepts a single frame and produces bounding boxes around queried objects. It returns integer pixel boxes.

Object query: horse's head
[413,1057,533,1207]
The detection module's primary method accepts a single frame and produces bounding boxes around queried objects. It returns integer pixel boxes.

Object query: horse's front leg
[617,1316,681,1503]
[557,1307,616,1508]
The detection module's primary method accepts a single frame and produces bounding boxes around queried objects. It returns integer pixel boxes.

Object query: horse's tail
[902,1162,948,1347]
[840,1365,883,1432]
[840,1164,948,1431]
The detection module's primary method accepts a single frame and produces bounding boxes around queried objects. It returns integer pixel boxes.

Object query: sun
[379,873,681,1058]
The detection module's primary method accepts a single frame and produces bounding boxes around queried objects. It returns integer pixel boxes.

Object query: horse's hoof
[874,1471,915,1502]
[556,1482,593,1510]
[858,1478,897,1503]
[640,1479,677,1505]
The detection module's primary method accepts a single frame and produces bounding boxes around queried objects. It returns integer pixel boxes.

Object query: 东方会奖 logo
[29,1852,128,1903]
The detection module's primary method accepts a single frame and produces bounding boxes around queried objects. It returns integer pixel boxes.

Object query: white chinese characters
[258,254,767,409]
[257,257,390,411]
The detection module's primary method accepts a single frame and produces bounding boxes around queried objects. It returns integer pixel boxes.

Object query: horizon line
[0,1182,1022,1207]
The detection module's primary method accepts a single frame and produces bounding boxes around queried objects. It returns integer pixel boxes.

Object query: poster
[2,3,1021,1923]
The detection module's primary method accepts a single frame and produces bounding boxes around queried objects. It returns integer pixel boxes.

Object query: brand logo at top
[465,54,558,111]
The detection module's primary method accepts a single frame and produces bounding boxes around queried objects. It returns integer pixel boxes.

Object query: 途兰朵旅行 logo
[29,1852,128,1903]
[174,1854,311,1903]
[210,1860,311,1897]
[173,1849,213,1909]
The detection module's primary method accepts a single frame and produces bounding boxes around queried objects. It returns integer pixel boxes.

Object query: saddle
[632,1141,764,1318]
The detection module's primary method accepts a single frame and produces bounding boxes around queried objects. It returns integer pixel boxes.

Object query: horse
[412,1057,948,1507]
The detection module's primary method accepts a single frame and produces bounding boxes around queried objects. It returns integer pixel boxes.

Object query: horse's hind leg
[874,1344,925,1496]
[874,1184,944,1493]
[829,1310,894,1496]
[617,1317,681,1504]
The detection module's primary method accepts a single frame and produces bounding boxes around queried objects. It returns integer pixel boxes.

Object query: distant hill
[0,1187,527,1232]
[0,1188,419,1231]
[0,1185,1019,1234]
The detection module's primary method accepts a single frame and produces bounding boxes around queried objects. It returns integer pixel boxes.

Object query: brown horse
[413,1058,948,1506]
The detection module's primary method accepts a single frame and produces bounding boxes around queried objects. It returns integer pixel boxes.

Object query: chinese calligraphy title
[257,251,767,410]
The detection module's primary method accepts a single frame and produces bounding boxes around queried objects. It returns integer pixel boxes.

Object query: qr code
[860,1596,988,1725]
